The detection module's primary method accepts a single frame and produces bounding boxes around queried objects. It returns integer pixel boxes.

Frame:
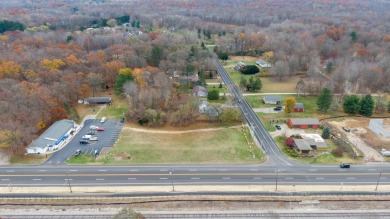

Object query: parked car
[90,136,98,141]
[100,117,106,123]
[275,124,281,130]
[90,125,98,130]
[87,131,95,135]
[82,135,92,140]
[75,149,82,156]
[274,106,283,111]
[120,118,125,123]
[342,127,350,132]
[79,140,90,145]
[340,163,351,168]
[97,127,105,131]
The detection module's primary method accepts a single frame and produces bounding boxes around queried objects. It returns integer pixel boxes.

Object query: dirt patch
[327,118,385,162]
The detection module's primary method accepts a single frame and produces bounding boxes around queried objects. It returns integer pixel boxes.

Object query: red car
[97,127,105,131]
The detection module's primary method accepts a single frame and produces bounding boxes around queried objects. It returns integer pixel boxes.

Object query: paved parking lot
[44,119,123,165]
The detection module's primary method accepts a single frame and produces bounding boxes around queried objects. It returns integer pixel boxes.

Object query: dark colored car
[274,106,283,111]
[275,124,281,130]
[87,131,95,135]
[340,163,351,168]
[120,118,125,123]
[79,140,90,145]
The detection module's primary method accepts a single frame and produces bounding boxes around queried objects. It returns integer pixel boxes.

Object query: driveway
[44,119,123,165]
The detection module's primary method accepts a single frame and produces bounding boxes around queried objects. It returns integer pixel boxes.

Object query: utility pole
[170,169,175,192]
[375,171,382,191]
[275,169,279,191]
[66,172,72,193]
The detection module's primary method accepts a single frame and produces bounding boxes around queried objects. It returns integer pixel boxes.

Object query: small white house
[263,96,281,104]
[26,120,77,154]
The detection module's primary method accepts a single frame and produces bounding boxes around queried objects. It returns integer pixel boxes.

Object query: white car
[100,117,106,123]
[90,136,98,141]
[90,125,98,130]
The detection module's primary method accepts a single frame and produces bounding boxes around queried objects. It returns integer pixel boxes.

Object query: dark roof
[293,139,313,151]
[294,103,304,109]
[27,120,76,149]
[263,96,281,102]
[289,118,320,125]
[84,97,112,104]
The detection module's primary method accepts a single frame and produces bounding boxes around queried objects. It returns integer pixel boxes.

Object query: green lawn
[100,126,264,164]
[66,154,96,164]
[10,154,49,165]
[97,95,127,119]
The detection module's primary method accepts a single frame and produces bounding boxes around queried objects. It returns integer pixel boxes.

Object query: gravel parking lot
[44,119,123,165]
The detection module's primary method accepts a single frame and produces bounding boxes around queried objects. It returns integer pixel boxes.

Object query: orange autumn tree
[284,97,296,113]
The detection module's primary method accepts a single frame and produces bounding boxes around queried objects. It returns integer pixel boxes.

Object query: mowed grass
[97,94,127,119]
[105,127,264,164]
[10,154,48,165]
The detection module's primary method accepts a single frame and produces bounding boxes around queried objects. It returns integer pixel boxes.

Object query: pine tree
[387,101,390,113]
[322,127,330,139]
[317,88,333,113]
[343,95,360,114]
[359,94,375,116]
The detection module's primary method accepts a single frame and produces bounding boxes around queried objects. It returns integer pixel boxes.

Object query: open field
[96,94,127,119]
[10,154,48,165]
[101,126,263,164]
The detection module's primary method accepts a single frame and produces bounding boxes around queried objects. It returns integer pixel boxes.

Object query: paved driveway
[44,119,123,165]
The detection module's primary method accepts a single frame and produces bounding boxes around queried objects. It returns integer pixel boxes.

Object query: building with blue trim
[26,120,77,154]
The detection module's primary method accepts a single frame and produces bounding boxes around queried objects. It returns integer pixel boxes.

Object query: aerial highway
[0,51,389,191]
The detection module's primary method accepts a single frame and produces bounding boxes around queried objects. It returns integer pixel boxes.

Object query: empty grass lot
[103,126,264,164]
[96,94,127,119]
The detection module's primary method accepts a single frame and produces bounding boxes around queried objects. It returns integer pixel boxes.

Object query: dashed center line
[129,170,138,172]
[309,169,317,172]
[69,170,78,172]
[127,178,137,180]
[222,177,230,180]
[6,170,14,173]
[368,169,376,171]
[219,169,227,171]
[1,179,10,181]
[160,169,168,172]
[191,178,200,180]
[250,169,258,171]
[64,179,73,181]
[96,179,104,181]
[38,170,47,172]
[347,177,355,180]
[253,177,262,180]
[33,179,41,181]
[189,169,197,172]
[316,177,324,180]
[160,178,168,180]
[285,177,294,180]
[98,170,107,172]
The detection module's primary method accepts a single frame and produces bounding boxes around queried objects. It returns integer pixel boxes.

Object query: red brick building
[293,103,304,112]
[288,118,321,129]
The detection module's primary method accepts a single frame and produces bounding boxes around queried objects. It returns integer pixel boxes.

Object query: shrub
[322,127,331,139]
[240,65,259,75]
[331,149,343,157]
[285,137,295,148]
[208,89,219,100]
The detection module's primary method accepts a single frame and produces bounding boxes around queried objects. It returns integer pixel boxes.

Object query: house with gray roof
[26,120,77,154]
[256,59,271,68]
[293,139,312,155]
[263,96,281,104]
[288,118,321,129]
[84,97,112,105]
[293,103,304,112]
[192,86,208,97]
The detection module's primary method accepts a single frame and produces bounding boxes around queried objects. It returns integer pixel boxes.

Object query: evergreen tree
[239,77,247,90]
[208,90,219,100]
[343,95,360,114]
[359,94,375,116]
[322,127,330,139]
[388,101,390,113]
[349,31,358,42]
[317,88,333,113]
[149,45,163,67]
[252,77,262,91]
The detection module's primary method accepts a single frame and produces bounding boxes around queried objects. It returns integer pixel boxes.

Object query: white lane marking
[38,170,47,172]
[189,169,197,172]
[368,169,376,171]
[250,169,258,171]
[222,177,230,180]
[160,178,168,180]
[338,169,346,171]
[381,177,387,179]
[33,179,41,181]
[347,177,356,180]
[219,169,227,171]
[285,177,294,180]
[98,170,107,172]
[160,169,168,172]
[69,170,78,172]
[47,161,52,164]
[253,177,262,180]
[129,170,138,172]
[64,179,73,181]
[278,169,286,172]
[309,169,317,172]
[191,178,200,180]
[96,179,104,181]
[316,177,324,180]
[1,179,10,181]
[6,170,14,173]
[127,178,137,180]
[56,161,60,164]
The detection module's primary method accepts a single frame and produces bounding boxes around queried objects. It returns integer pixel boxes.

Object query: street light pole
[375,171,382,191]
[66,172,72,193]
[170,169,175,192]
[275,169,279,191]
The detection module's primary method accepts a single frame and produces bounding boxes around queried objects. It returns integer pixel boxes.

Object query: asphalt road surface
[44,119,123,165]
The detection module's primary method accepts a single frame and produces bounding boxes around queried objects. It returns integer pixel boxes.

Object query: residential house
[198,99,208,114]
[26,120,77,154]
[83,97,112,105]
[192,86,208,97]
[300,134,328,151]
[234,61,246,71]
[288,118,321,129]
[293,103,304,112]
[256,59,271,68]
[293,139,312,155]
[263,96,281,105]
